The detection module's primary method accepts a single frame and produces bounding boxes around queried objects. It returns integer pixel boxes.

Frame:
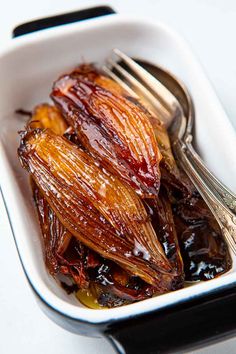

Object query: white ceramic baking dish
[0,6,236,354]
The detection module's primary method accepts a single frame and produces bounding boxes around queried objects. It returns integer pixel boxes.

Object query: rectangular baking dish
[0,6,236,354]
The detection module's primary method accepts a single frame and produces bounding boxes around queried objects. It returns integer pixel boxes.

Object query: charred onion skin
[51,67,162,198]
[18,129,176,289]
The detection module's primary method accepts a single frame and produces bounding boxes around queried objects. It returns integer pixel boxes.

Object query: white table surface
[0,1,236,353]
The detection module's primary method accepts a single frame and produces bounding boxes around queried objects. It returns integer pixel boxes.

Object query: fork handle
[174,139,236,254]
[184,134,236,215]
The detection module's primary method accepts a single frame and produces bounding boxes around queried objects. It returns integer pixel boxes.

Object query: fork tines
[104,48,180,126]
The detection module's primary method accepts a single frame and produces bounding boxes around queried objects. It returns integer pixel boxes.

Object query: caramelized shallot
[51,67,162,198]
[18,129,175,289]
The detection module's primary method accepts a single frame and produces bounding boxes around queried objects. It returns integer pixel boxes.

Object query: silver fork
[104,48,236,254]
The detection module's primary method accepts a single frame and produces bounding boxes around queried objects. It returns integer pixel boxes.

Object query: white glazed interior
[0,14,236,324]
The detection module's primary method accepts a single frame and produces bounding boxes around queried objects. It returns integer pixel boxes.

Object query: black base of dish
[36,279,236,354]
